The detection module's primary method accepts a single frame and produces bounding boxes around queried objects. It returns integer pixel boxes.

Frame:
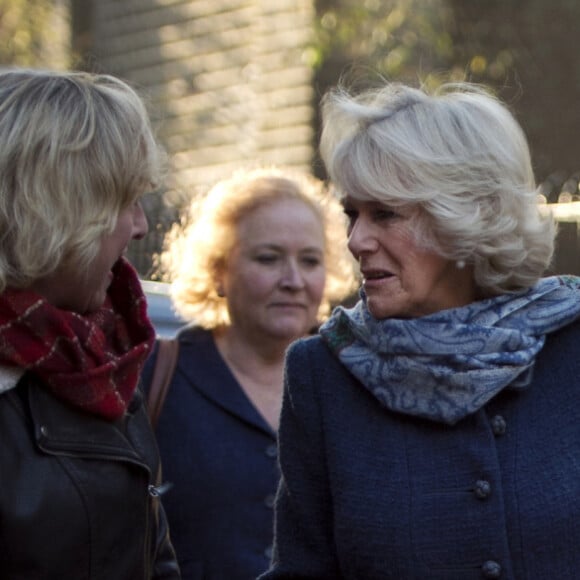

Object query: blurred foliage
[309,0,580,92]
[0,0,68,67]
[310,0,460,88]
[309,0,580,180]
[309,0,524,89]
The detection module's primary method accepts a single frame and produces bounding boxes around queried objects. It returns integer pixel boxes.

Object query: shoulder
[177,324,212,344]
[174,325,214,359]
[284,335,355,400]
[544,316,580,351]
[286,334,333,361]
[285,335,340,377]
[143,326,213,378]
[537,317,580,375]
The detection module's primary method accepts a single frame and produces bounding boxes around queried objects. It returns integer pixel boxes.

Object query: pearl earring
[456,260,466,269]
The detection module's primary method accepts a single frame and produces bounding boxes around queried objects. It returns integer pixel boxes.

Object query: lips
[361,268,393,283]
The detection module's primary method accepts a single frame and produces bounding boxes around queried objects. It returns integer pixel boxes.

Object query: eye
[343,207,357,221]
[300,255,323,268]
[373,206,398,221]
[255,253,278,264]
[342,207,358,233]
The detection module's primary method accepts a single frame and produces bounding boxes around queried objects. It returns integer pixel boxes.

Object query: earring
[456,260,466,269]
[216,285,225,298]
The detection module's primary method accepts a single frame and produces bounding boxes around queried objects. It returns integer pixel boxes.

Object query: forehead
[342,195,389,208]
[236,198,325,246]
[342,193,414,212]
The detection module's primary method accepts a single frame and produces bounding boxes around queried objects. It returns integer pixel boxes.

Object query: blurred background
[2,0,580,278]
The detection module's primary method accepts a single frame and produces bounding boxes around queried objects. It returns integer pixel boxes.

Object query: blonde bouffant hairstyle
[320,80,556,297]
[158,166,359,329]
[0,68,164,293]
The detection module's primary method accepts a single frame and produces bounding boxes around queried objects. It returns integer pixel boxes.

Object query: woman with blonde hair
[0,68,179,579]
[261,80,580,579]
[143,166,357,579]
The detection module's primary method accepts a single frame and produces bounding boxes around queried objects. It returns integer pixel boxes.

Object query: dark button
[39,425,48,437]
[264,494,276,509]
[264,545,274,560]
[265,444,278,458]
[474,480,492,499]
[490,415,507,436]
[481,560,502,578]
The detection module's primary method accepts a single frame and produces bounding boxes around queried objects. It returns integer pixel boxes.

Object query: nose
[347,217,376,259]
[132,200,149,240]
[280,259,306,290]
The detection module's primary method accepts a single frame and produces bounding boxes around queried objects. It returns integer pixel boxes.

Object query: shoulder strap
[146,338,180,429]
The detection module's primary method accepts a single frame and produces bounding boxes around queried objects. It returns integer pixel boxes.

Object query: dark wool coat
[0,374,180,580]
[142,326,279,580]
[260,320,580,580]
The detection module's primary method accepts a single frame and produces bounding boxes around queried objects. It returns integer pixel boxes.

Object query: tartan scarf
[320,275,580,425]
[0,257,155,420]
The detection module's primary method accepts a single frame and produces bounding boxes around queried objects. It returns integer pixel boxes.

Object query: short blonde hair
[158,166,358,328]
[320,81,556,297]
[0,68,165,292]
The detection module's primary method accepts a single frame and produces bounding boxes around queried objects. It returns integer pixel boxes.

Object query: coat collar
[177,327,275,437]
[24,374,155,469]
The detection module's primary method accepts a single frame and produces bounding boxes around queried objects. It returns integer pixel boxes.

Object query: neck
[214,325,290,370]
[213,326,293,431]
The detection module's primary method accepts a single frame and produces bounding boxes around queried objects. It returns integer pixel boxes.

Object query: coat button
[265,444,278,458]
[474,480,492,499]
[264,494,276,509]
[490,415,507,436]
[482,560,502,578]
[264,545,274,560]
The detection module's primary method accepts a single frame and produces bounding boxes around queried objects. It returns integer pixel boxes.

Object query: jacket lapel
[178,328,275,437]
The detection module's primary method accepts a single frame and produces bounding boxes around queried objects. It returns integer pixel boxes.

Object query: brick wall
[75,0,316,276]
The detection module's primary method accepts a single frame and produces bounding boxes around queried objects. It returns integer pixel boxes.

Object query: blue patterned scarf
[320,275,580,425]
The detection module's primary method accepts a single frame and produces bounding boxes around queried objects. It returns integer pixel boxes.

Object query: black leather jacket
[0,373,181,580]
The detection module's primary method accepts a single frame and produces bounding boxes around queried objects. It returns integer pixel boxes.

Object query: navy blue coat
[261,320,580,579]
[142,326,279,580]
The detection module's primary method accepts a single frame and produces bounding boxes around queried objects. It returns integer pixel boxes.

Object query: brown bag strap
[146,338,179,429]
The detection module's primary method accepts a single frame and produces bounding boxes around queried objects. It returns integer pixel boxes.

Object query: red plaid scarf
[0,258,155,420]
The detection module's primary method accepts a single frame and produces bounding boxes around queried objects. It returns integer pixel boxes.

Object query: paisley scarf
[0,257,155,420]
[320,275,580,425]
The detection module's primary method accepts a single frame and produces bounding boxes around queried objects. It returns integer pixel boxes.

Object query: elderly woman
[260,81,580,580]
[0,69,180,579]
[142,166,357,580]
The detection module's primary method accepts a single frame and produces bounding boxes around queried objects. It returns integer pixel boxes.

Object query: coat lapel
[178,328,275,437]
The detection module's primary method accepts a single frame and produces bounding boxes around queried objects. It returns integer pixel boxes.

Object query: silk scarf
[320,275,580,425]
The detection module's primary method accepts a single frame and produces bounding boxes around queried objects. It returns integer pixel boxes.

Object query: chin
[366,303,391,320]
[83,292,108,314]
[268,325,309,342]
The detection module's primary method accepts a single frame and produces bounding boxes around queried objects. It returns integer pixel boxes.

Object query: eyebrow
[251,243,324,253]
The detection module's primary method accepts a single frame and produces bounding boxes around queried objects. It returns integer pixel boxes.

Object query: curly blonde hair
[158,166,359,328]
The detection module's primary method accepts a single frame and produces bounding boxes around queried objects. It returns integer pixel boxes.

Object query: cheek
[236,269,277,295]
[307,270,327,300]
[407,253,448,290]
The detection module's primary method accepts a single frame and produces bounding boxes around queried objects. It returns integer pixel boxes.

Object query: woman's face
[343,197,476,319]
[31,199,148,313]
[219,198,326,342]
